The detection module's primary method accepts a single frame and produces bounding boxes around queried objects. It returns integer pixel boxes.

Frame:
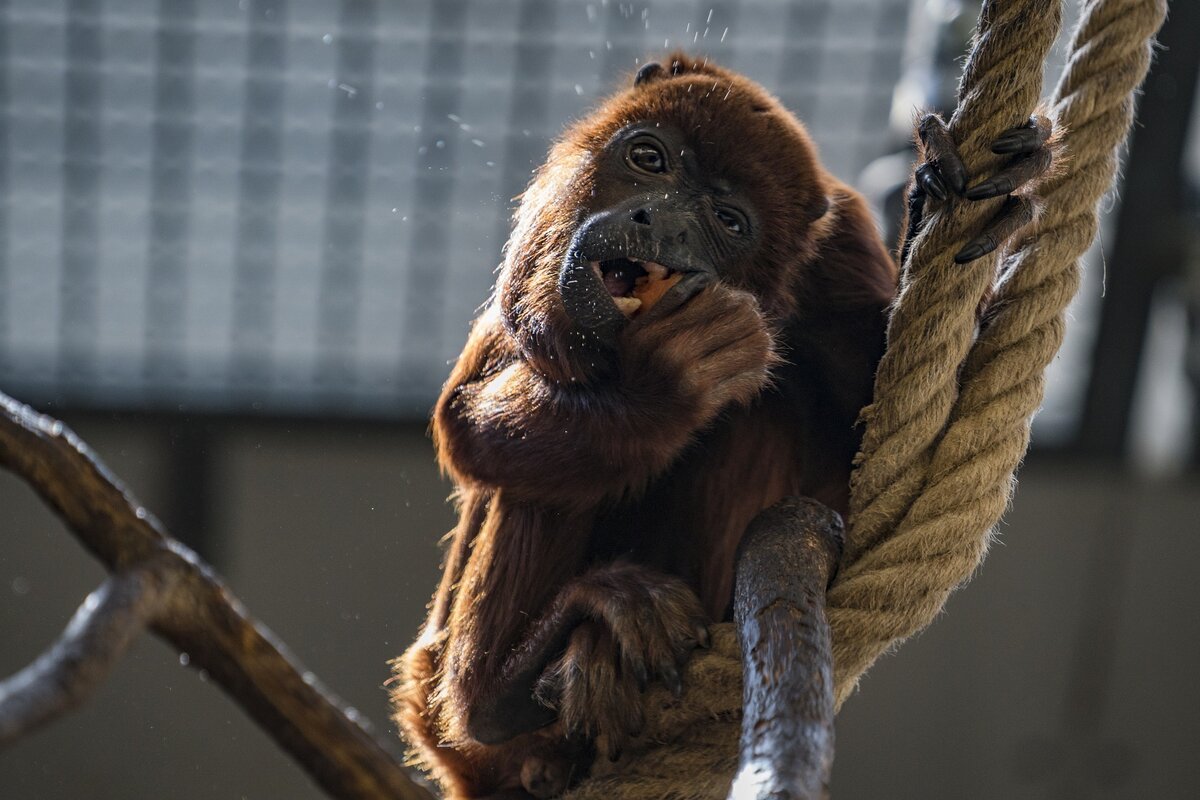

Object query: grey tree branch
[0,556,181,743]
[0,390,434,800]
[730,497,843,800]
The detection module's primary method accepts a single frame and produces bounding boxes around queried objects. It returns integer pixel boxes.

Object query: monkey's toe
[990,114,1053,155]
[917,113,967,196]
[954,195,1036,263]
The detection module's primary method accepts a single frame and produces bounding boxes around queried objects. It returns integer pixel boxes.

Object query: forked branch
[0,390,433,800]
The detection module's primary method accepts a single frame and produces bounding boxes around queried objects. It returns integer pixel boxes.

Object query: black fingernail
[991,136,1023,154]
[954,243,984,263]
[922,172,947,202]
[965,181,1000,201]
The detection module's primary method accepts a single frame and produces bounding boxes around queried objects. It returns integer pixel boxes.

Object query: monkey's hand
[901,113,1059,265]
[531,563,711,761]
[461,563,709,755]
[619,276,779,421]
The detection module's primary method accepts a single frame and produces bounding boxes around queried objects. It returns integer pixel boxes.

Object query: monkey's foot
[532,564,710,760]
[911,113,1057,263]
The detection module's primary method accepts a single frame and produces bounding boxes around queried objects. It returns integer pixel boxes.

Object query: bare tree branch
[730,497,842,800]
[0,556,180,743]
[0,391,434,800]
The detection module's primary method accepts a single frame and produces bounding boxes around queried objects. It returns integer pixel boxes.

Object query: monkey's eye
[714,207,746,235]
[627,142,667,174]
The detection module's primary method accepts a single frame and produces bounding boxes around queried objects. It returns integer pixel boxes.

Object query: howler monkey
[394,54,1053,800]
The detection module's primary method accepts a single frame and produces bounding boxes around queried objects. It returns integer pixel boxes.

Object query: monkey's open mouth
[591,257,683,318]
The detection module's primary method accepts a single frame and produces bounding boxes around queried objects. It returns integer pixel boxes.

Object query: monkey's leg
[902,113,1057,265]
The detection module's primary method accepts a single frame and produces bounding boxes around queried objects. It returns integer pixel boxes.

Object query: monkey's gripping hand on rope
[902,113,1059,266]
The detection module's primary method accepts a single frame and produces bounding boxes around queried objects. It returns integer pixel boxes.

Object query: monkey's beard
[591,258,683,317]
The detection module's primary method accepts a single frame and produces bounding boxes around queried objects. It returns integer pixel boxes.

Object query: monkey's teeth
[613,296,642,316]
[642,261,669,280]
[589,261,603,280]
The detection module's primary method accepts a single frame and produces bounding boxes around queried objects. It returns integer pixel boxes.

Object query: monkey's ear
[809,194,832,222]
[634,61,664,87]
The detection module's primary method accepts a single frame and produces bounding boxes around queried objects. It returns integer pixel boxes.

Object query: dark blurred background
[1,0,1197,798]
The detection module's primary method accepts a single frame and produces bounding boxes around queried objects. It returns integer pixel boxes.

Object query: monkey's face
[559,121,761,332]
[501,54,833,353]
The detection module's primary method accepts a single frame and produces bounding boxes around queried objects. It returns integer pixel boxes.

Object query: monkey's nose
[630,206,689,245]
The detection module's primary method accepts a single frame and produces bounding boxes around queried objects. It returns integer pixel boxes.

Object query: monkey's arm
[436,287,774,505]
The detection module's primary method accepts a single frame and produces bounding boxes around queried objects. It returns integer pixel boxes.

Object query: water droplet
[179,653,190,667]
[322,33,333,44]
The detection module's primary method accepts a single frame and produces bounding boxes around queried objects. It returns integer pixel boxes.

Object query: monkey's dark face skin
[559,122,761,340]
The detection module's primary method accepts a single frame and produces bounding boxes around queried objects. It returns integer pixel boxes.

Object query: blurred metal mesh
[0,0,910,417]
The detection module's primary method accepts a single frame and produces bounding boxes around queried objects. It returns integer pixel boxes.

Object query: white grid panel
[0,0,912,417]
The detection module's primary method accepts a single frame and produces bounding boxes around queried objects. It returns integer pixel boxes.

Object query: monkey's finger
[619,608,654,691]
[991,115,1053,155]
[917,113,967,195]
[965,145,1054,200]
[916,164,948,203]
[954,196,1035,263]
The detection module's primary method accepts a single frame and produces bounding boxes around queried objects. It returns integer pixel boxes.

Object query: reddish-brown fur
[393,54,897,799]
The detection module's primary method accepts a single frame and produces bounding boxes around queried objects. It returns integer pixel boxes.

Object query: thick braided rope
[828,0,1167,709]
[843,0,1060,565]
